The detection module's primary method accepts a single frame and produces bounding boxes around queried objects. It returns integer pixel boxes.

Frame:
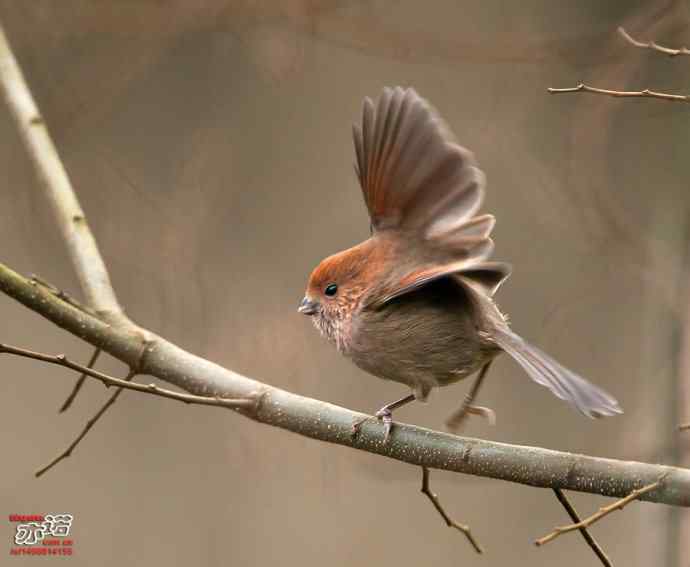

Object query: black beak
[298,296,319,315]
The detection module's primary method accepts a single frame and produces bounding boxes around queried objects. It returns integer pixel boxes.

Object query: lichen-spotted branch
[1,262,689,507]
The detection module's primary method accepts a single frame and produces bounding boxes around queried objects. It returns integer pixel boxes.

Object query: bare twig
[420,467,482,553]
[1,261,689,505]
[0,343,256,413]
[0,23,124,319]
[59,348,101,413]
[30,276,107,412]
[42,340,152,474]
[550,488,612,566]
[680,424,690,431]
[618,26,690,57]
[36,368,137,478]
[0,339,255,477]
[548,83,690,103]
[535,475,668,546]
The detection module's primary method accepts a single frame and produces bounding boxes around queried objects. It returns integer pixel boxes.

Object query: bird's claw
[351,408,395,442]
[350,416,368,439]
[375,407,393,442]
[445,403,497,432]
[465,404,496,426]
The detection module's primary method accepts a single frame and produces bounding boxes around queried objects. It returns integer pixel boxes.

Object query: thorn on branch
[420,466,483,554]
[547,83,690,103]
[535,474,668,547]
[29,274,97,316]
[618,26,690,57]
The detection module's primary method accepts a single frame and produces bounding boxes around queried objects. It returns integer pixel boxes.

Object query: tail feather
[492,327,622,418]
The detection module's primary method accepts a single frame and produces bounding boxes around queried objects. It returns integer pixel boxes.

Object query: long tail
[492,327,622,418]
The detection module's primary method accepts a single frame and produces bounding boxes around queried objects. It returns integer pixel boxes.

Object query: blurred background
[1,1,689,565]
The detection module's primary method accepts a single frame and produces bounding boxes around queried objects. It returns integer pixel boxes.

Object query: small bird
[298,86,622,439]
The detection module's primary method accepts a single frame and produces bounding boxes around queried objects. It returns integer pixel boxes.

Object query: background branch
[548,83,690,102]
[1,261,689,506]
[0,23,124,320]
[618,26,690,57]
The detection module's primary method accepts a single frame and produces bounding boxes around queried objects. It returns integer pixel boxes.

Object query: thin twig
[420,467,483,554]
[550,488,612,566]
[680,423,690,431]
[0,340,256,477]
[548,83,690,103]
[0,343,256,412]
[0,23,123,318]
[36,368,136,478]
[536,475,668,546]
[41,341,152,475]
[618,27,690,57]
[59,348,101,413]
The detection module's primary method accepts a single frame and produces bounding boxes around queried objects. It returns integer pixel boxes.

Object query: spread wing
[353,87,511,301]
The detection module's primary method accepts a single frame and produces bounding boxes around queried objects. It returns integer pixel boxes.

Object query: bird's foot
[464,404,496,426]
[350,408,395,441]
[445,403,496,431]
[374,406,394,442]
[351,394,416,441]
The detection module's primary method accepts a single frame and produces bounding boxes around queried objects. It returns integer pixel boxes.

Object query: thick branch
[1,261,689,507]
[0,23,123,318]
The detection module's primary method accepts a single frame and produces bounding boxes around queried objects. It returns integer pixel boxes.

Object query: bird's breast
[348,277,501,393]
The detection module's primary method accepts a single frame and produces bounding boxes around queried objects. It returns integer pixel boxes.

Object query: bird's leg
[352,394,416,441]
[445,361,495,431]
[375,394,417,441]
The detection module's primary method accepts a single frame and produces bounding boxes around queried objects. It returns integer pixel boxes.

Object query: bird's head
[299,239,385,351]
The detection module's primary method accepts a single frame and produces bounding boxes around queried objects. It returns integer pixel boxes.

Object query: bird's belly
[349,284,499,399]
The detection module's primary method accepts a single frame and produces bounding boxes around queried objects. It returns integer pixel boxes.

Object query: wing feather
[355,87,484,239]
[354,87,511,304]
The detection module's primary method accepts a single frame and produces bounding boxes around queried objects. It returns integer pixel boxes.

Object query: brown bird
[298,86,622,439]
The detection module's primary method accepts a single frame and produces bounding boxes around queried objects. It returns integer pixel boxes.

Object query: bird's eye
[324,283,338,297]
